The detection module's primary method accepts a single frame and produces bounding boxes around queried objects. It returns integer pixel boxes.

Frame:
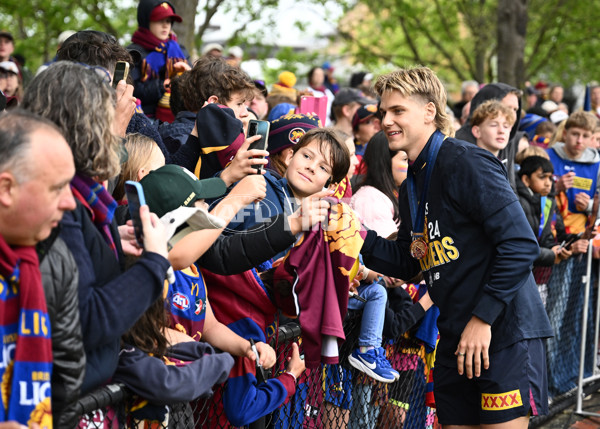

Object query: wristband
[286,371,297,382]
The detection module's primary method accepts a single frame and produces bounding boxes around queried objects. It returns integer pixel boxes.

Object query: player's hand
[456,316,491,379]
[288,189,333,234]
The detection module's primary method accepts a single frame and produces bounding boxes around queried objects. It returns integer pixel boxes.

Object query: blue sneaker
[348,348,396,383]
[378,347,400,381]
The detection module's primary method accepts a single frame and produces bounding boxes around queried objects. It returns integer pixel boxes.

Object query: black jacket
[59,201,170,394]
[516,175,567,266]
[198,214,296,275]
[38,233,85,429]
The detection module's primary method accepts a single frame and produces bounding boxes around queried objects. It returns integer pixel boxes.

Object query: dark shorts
[434,338,548,425]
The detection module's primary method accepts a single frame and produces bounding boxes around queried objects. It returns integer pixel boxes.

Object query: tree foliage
[0,0,136,69]
[337,0,600,90]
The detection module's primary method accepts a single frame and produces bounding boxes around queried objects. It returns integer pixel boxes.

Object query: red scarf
[0,235,53,427]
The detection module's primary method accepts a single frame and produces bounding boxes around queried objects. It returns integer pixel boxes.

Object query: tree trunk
[497,0,527,87]
[170,0,199,57]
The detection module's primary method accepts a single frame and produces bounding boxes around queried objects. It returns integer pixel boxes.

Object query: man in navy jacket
[360,67,553,427]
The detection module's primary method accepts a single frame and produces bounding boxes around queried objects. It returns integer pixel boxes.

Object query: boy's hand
[286,342,306,379]
[245,341,276,369]
[555,172,575,193]
[288,189,333,234]
[220,136,269,187]
[570,238,589,255]
[228,174,267,205]
[113,80,137,137]
[552,244,572,263]
[575,192,591,212]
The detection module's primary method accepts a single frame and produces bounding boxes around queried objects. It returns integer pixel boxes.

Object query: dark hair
[307,67,322,86]
[122,296,170,359]
[185,57,254,112]
[518,155,554,178]
[354,131,400,222]
[57,30,134,84]
[169,72,188,116]
[292,128,350,184]
[254,80,268,98]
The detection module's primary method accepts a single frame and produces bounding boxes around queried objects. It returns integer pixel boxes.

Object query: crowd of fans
[1,0,600,428]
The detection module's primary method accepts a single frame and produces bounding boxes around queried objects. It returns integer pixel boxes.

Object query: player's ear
[424,101,436,124]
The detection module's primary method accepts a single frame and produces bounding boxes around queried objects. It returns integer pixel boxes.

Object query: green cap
[140,164,226,218]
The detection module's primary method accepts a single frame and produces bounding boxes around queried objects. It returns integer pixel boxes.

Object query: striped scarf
[0,234,53,427]
[71,174,118,259]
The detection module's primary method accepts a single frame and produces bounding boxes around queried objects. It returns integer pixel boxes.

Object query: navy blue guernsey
[361,134,553,367]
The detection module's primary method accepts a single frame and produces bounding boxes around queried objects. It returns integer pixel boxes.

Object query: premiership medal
[406,130,445,260]
[410,237,428,260]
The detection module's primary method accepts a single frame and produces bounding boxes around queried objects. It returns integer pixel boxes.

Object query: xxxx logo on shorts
[481,389,522,410]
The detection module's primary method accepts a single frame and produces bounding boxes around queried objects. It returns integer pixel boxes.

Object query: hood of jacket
[456,82,522,144]
[550,142,600,164]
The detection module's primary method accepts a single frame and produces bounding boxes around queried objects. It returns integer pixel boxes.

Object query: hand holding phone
[125,180,146,247]
[246,120,270,173]
[558,232,583,251]
[112,61,130,88]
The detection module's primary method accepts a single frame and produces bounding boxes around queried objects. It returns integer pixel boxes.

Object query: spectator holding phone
[516,155,578,305]
[129,0,190,122]
[22,61,172,394]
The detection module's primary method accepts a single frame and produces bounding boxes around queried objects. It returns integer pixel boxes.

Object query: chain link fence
[75,312,434,428]
[73,257,599,428]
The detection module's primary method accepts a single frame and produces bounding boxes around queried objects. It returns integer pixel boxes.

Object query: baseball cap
[149,2,182,23]
[0,31,13,42]
[140,164,226,218]
[332,87,373,107]
[0,61,18,75]
[352,103,379,130]
[269,113,320,154]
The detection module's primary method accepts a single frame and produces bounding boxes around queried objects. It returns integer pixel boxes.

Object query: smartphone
[246,119,270,173]
[559,232,583,250]
[112,61,130,88]
[124,180,146,247]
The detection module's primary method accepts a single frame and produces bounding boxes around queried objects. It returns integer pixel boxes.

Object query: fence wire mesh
[76,312,434,429]
[74,257,599,428]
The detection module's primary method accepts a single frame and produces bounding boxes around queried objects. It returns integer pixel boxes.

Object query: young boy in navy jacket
[359,67,553,427]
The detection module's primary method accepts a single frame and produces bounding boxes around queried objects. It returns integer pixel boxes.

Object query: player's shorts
[434,338,548,425]
[322,363,353,410]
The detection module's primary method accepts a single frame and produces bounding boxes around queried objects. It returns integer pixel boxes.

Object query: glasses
[77,62,111,84]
